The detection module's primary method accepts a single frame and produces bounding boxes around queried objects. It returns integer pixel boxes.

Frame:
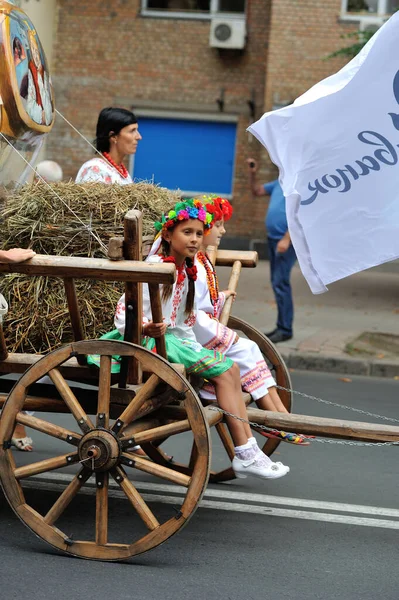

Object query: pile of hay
[1,181,179,353]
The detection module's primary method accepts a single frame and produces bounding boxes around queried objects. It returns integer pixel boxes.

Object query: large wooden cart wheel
[208,315,293,483]
[0,340,210,561]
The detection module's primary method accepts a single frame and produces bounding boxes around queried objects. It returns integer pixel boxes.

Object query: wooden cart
[0,210,398,562]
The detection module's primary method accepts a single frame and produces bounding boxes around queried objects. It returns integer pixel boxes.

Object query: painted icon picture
[8,9,53,126]
[0,1,54,135]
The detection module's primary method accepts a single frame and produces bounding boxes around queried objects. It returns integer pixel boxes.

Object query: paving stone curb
[278,350,399,378]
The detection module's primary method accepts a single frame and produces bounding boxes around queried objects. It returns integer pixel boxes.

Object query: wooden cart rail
[0,254,176,284]
[0,249,176,380]
[213,249,257,268]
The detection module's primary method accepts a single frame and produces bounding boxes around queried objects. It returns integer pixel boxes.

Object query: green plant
[327,29,376,60]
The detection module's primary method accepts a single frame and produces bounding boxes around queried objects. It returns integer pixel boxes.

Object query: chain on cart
[210,382,399,448]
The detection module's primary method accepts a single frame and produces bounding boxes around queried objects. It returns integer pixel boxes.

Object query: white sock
[247,436,273,467]
[234,440,257,462]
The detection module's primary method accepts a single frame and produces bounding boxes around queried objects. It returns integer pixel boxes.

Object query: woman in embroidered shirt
[75,107,141,184]
[193,195,310,446]
[115,199,290,481]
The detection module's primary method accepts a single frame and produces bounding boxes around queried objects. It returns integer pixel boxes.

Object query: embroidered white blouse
[75,157,133,185]
[114,255,197,342]
[193,256,236,353]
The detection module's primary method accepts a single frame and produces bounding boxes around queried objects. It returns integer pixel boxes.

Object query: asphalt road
[1,370,399,600]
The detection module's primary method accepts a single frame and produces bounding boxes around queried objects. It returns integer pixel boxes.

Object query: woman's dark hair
[95,107,137,152]
[160,238,195,316]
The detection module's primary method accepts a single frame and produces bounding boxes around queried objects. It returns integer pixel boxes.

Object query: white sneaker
[232,455,290,480]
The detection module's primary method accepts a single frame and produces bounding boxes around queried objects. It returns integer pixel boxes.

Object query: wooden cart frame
[0,210,398,561]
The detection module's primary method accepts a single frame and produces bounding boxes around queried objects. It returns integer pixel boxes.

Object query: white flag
[248,13,399,294]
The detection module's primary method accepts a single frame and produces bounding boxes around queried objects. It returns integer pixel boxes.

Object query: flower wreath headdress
[154,198,213,233]
[153,199,213,283]
[197,195,233,223]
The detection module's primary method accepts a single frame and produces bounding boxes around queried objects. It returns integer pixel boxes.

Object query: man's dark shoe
[264,328,278,338]
[268,330,293,344]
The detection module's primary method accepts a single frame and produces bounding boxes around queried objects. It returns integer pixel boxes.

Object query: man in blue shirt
[247,158,296,343]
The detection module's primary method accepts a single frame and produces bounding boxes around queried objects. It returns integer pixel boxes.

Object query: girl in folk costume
[114,199,290,480]
[194,195,310,446]
[75,107,141,184]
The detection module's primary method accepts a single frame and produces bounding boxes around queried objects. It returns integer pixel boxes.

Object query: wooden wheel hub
[78,430,120,472]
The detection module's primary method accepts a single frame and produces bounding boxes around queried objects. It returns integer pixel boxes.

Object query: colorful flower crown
[197,195,233,223]
[154,199,213,233]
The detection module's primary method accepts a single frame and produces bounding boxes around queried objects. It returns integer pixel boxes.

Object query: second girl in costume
[193,195,310,446]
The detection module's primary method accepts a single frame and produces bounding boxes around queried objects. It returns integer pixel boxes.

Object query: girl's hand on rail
[223,289,237,301]
[143,321,168,338]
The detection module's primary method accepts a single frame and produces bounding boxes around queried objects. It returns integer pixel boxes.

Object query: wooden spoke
[97,355,111,428]
[122,452,191,487]
[44,469,91,525]
[114,374,161,432]
[96,472,109,545]
[14,453,78,480]
[208,422,236,483]
[17,412,81,446]
[122,418,191,446]
[48,368,95,432]
[215,423,235,460]
[140,444,193,477]
[112,466,160,531]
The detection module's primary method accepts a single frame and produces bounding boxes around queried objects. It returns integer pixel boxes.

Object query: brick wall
[258,0,357,186]
[48,0,356,243]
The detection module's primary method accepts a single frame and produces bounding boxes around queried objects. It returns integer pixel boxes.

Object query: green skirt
[87,330,233,378]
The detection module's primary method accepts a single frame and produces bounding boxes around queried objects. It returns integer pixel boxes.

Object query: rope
[55,109,105,159]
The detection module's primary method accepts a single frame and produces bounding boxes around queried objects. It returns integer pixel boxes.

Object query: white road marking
[17,472,399,530]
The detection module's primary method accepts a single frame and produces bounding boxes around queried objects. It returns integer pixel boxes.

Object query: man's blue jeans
[267,237,297,336]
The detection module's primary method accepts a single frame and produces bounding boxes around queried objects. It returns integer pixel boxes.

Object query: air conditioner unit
[209,17,246,50]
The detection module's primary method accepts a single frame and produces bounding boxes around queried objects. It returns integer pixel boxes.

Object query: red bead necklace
[162,256,197,284]
[102,152,129,179]
[162,256,185,284]
[197,251,219,316]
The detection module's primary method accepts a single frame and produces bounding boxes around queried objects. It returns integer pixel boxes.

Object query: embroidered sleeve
[216,292,226,318]
[194,261,213,312]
